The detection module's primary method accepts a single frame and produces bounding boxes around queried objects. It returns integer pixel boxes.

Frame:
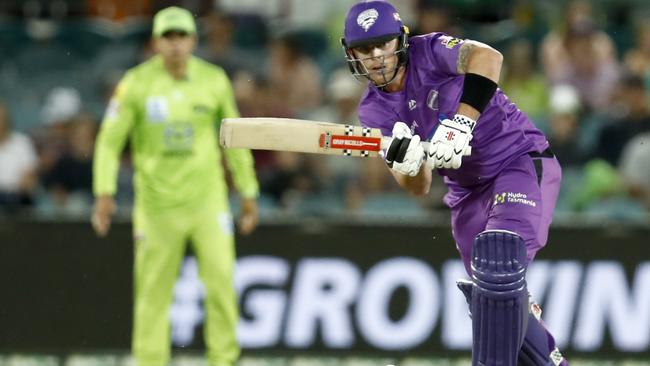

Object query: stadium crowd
[0,0,649,221]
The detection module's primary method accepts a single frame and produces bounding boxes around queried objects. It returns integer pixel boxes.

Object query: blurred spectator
[0,102,38,209]
[540,0,619,112]
[196,11,259,76]
[268,34,323,117]
[260,151,323,209]
[500,39,548,123]
[231,71,291,190]
[43,114,97,210]
[413,0,461,36]
[546,84,585,167]
[151,0,212,15]
[624,19,650,80]
[593,74,650,166]
[32,87,83,176]
[569,159,626,212]
[233,71,289,119]
[308,68,367,210]
[217,0,282,19]
[619,132,650,209]
[86,0,151,21]
[0,0,85,18]
[40,87,82,126]
[309,68,364,125]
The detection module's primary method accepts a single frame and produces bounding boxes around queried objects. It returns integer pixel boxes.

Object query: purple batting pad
[519,303,568,366]
[471,230,528,366]
[459,280,568,365]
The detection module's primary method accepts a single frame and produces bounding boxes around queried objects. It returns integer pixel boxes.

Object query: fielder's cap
[153,6,197,37]
[344,0,403,48]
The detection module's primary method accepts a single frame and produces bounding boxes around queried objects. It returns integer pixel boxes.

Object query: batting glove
[384,122,425,177]
[427,114,475,170]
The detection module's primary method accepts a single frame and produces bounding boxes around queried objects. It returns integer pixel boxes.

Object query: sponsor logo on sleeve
[426,89,439,111]
[440,37,463,49]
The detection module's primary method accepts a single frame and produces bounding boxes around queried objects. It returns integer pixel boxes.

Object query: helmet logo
[357,8,379,32]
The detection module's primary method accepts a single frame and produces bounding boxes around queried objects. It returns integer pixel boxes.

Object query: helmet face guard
[342,29,409,88]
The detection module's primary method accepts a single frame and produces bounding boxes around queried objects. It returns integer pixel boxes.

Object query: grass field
[1,354,649,366]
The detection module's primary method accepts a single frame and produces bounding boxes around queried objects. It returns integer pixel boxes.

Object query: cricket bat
[220,117,421,157]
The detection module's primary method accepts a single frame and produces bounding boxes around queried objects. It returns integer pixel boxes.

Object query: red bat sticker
[320,134,381,151]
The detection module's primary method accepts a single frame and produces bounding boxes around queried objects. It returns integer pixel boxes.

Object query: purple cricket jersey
[358,33,550,201]
[358,32,562,272]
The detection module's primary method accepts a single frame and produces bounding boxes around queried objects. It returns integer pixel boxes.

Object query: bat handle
[379,140,471,156]
[380,137,432,151]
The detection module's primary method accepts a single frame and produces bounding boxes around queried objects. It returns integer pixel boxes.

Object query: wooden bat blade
[220,117,386,157]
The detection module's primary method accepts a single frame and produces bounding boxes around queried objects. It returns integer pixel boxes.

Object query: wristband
[460,73,498,113]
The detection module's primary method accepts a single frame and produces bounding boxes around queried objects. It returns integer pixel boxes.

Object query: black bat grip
[385,137,411,167]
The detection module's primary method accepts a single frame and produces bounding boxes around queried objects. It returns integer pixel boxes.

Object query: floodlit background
[1,0,650,365]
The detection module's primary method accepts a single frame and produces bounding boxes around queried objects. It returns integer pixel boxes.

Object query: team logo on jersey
[427,89,439,111]
[146,96,169,122]
[357,9,379,32]
[163,122,194,153]
[408,99,417,110]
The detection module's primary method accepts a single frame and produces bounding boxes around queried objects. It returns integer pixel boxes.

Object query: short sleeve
[428,33,465,76]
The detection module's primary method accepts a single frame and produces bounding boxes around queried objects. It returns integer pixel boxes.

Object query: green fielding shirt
[93,55,259,211]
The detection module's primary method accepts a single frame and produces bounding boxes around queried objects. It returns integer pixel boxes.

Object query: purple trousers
[447,152,562,274]
[446,151,567,365]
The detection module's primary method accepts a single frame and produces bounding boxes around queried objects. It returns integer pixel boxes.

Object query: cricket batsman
[342,1,566,365]
[91,7,259,366]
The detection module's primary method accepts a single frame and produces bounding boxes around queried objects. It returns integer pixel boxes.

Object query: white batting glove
[426,114,475,170]
[384,122,425,177]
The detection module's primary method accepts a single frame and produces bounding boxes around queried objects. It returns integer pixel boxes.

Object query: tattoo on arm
[457,42,477,74]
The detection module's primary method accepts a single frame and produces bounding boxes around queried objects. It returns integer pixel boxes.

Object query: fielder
[342,1,566,365]
[92,7,259,366]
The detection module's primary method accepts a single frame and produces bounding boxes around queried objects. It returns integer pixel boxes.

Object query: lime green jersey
[93,55,258,211]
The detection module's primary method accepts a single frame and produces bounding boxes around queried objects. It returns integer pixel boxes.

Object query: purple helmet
[341,0,409,87]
